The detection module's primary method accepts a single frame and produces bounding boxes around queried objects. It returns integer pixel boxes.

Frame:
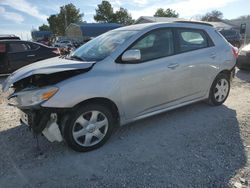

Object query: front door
[7,42,37,71]
[117,28,179,119]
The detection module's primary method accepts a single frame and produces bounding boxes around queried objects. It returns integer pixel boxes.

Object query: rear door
[173,28,217,98]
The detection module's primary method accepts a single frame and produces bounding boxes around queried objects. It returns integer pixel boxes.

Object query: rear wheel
[63,104,115,152]
[208,73,230,106]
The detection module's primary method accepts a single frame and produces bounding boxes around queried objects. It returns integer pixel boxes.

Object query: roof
[135,16,186,24]
[68,23,123,37]
[115,22,160,31]
[206,21,238,30]
[116,22,215,33]
[0,34,20,40]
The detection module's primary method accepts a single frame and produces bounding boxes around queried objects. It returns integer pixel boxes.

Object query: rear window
[177,29,209,52]
[220,30,237,36]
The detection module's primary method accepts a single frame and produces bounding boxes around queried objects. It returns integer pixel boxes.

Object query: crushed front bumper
[20,108,66,142]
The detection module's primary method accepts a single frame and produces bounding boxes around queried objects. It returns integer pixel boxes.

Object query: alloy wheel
[72,110,109,147]
[214,78,229,102]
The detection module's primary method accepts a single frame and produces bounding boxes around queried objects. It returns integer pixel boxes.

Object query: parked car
[219,29,242,48]
[3,22,237,152]
[237,44,250,70]
[0,34,20,40]
[53,40,73,48]
[0,40,60,74]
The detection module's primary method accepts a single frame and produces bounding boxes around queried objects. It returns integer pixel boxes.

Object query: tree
[46,3,82,36]
[94,1,134,25]
[154,8,179,18]
[39,24,50,31]
[113,8,134,25]
[201,10,223,22]
[94,1,115,23]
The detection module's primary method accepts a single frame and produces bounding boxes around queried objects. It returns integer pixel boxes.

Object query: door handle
[167,63,179,69]
[27,54,35,57]
[210,53,216,59]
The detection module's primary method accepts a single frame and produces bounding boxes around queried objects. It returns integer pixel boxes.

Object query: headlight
[8,86,58,107]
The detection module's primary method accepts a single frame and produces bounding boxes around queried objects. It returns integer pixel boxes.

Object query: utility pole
[65,6,67,36]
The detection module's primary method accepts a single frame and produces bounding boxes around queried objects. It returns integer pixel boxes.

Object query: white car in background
[53,40,73,48]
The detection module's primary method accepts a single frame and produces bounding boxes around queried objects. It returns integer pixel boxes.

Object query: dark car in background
[237,44,250,70]
[0,40,60,74]
[219,29,242,48]
[0,34,20,40]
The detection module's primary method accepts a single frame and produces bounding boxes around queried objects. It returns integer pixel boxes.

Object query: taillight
[0,44,6,53]
[52,48,60,55]
[232,47,238,58]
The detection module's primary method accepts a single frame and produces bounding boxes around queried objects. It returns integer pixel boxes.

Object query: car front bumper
[20,108,67,142]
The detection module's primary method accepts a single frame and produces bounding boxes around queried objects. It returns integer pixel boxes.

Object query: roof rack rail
[174,21,213,27]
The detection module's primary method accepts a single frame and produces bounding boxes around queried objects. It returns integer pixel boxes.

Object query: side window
[177,29,209,52]
[9,43,28,53]
[28,43,40,50]
[132,34,155,49]
[129,29,174,62]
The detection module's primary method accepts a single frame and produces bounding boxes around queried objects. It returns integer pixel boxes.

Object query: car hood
[2,57,96,92]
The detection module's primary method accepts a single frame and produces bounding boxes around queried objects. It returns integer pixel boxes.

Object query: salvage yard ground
[0,69,250,188]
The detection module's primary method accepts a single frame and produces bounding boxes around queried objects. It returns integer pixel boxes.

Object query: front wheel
[208,73,230,106]
[63,104,115,152]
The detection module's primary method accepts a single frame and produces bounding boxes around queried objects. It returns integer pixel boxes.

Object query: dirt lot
[0,69,250,188]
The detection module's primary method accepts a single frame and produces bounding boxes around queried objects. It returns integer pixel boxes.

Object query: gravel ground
[0,69,250,188]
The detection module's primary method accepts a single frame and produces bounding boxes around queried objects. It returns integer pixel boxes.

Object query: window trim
[116,27,215,64]
[8,42,29,53]
[116,28,176,64]
[8,42,40,53]
[174,27,214,54]
[27,42,40,51]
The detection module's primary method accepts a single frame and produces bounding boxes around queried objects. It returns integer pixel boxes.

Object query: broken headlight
[8,86,58,108]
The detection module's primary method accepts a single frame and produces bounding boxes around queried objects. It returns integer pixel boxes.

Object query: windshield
[71,30,137,61]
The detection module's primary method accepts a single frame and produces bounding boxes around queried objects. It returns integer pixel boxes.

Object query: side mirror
[122,49,141,62]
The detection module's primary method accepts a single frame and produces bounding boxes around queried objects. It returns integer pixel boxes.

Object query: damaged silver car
[3,22,237,152]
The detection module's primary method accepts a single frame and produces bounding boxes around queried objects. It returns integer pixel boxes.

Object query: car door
[7,41,37,71]
[117,28,216,120]
[173,28,217,99]
[117,28,181,119]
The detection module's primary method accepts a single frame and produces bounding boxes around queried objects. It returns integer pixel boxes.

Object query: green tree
[47,3,82,36]
[201,10,223,22]
[94,1,115,23]
[114,8,134,25]
[39,24,50,31]
[94,1,134,25]
[154,8,179,17]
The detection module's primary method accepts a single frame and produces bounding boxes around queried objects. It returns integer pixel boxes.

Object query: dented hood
[2,57,95,92]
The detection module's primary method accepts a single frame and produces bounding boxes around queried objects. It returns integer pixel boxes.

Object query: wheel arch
[74,97,121,126]
[218,69,231,79]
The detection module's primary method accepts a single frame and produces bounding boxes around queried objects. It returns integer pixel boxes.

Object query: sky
[0,0,250,40]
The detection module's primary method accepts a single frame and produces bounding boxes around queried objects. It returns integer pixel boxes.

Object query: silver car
[3,22,237,152]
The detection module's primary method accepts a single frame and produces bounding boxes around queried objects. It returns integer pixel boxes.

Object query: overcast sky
[0,0,250,39]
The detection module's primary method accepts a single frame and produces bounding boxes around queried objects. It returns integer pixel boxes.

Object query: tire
[63,104,115,152]
[207,73,230,106]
